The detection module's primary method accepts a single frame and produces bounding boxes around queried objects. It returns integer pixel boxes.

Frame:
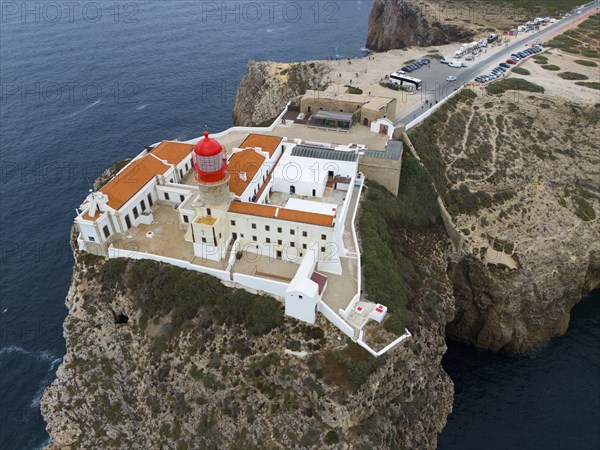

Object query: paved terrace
[187,122,389,153]
[111,205,227,270]
[231,250,299,282]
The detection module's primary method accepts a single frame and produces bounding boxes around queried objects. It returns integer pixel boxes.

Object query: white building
[74,131,386,334]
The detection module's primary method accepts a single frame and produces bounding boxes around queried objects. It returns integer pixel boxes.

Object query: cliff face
[41,227,455,449]
[366,0,475,52]
[232,61,329,126]
[407,78,600,352]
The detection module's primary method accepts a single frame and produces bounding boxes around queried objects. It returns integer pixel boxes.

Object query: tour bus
[389,72,422,90]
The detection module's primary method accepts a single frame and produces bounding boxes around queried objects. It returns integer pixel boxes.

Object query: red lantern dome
[193,131,227,184]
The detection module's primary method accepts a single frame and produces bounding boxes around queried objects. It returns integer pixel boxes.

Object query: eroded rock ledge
[41,224,454,449]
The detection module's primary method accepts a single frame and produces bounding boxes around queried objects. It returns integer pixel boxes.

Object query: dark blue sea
[0,1,597,448]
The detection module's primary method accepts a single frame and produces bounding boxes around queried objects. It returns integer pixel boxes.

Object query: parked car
[446,75,457,81]
[420,58,431,65]
[500,62,510,68]
[507,59,516,64]
[496,66,507,72]
[440,58,450,64]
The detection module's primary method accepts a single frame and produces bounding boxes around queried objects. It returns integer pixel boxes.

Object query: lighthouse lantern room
[193,131,227,184]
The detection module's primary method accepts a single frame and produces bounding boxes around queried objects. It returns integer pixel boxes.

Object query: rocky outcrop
[232,60,329,126]
[407,81,600,353]
[366,0,475,52]
[41,227,455,449]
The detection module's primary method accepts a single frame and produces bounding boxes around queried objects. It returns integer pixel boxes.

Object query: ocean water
[0,1,597,449]
[439,290,600,450]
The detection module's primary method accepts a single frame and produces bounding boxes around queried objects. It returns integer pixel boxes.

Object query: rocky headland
[41,189,455,448]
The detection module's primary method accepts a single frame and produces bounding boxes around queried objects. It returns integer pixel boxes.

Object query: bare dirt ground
[519,51,600,103]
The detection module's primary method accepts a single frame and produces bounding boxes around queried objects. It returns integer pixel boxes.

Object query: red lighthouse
[193,131,227,184]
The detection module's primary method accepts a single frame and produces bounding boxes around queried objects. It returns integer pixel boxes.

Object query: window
[290,229,295,235]
[88,236,95,242]
[277,239,282,245]
[298,295,303,299]
[321,234,326,240]
[219,233,222,239]
[133,207,139,219]
[179,169,183,179]
[169,178,174,183]
[290,242,295,247]
[184,163,189,171]
[202,237,207,243]
[232,232,237,240]
[265,225,270,231]
[231,220,236,226]
[302,231,307,237]
[183,215,189,223]
[277,227,282,233]
[266,238,271,243]
[164,192,170,201]
[147,193,153,207]
[140,200,146,212]
[207,208,211,216]
[252,236,257,242]
[302,243,307,249]
[125,215,131,229]
[102,226,110,239]
[180,194,185,202]
[251,223,256,229]
[321,246,326,252]
[240,233,244,238]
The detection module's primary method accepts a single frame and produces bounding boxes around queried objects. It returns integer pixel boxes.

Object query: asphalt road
[394,2,600,126]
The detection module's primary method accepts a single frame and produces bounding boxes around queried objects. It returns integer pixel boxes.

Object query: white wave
[30,356,63,409]
[266,28,273,33]
[0,345,57,362]
[136,104,150,110]
[64,99,101,118]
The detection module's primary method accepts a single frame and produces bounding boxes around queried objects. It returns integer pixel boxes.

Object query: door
[125,214,132,229]
[290,185,295,194]
[379,124,388,135]
[363,118,369,126]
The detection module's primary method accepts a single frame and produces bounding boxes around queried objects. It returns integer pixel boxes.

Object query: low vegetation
[321,341,385,390]
[344,85,363,95]
[575,81,600,90]
[486,78,545,95]
[511,67,530,75]
[545,14,600,57]
[541,64,560,71]
[360,155,440,332]
[558,72,589,80]
[574,59,598,67]
[98,258,284,338]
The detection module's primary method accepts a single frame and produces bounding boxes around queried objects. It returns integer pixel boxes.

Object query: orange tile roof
[228,201,335,227]
[151,141,194,165]
[239,134,283,157]
[81,210,105,222]
[100,155,170,210]
[278,209,335,227]
[228,201,278,218]
[227,149,266,197]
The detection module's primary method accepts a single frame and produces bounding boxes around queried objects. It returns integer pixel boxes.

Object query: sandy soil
[519,51,600,104]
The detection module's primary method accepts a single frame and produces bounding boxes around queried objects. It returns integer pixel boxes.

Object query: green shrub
[574,59,598,67]
[558,72,589,80]
[541,64,560,71]
[344,85,363,95]
[511,67,530,75]
[324,430,340,445]
[486,78,545,95]
[360,157,440,313]
[575,81,600,90]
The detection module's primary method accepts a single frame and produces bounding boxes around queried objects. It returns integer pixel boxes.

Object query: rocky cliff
[406,65,600,352]
[366,0,476,52]
[232,60,329,126]
[41,219,455,448]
